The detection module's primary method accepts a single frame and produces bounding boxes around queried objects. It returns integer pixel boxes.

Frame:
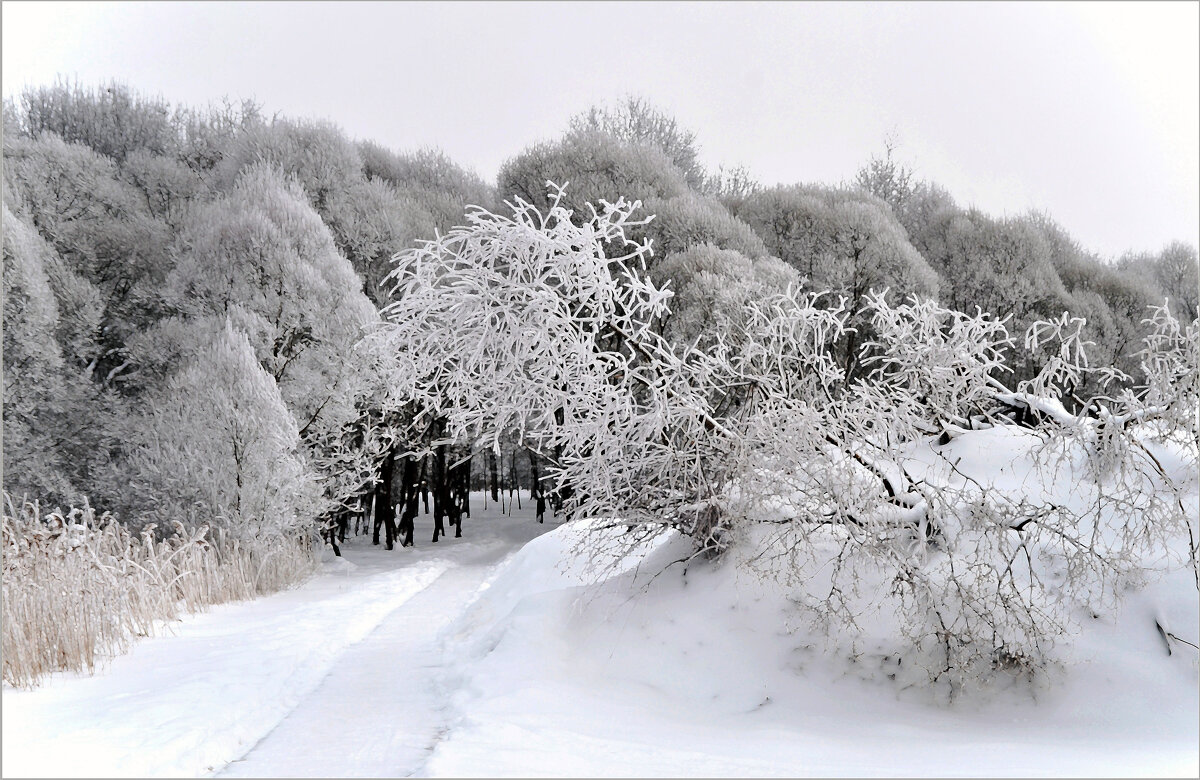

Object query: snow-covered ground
[429,518,1199,778]
[4,464,1198,778]
[1,495,557,778]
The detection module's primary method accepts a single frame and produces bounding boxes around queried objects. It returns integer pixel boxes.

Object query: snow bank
[427,429,1200,777]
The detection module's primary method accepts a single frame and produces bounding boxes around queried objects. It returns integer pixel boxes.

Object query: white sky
[2,0,1197,259]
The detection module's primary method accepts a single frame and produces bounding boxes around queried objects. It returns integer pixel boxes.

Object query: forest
[2,81,1198,698]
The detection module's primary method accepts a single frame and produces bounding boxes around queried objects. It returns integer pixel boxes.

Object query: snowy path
[216,527,527,778]
[1,495,555,779]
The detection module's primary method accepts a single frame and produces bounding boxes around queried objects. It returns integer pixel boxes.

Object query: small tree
[123,322,317,539]
[854,137,914,216]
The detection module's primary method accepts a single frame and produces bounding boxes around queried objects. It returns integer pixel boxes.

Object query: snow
[4,455,1198,778]
[423,517,1198,777]
[1,495,558,778]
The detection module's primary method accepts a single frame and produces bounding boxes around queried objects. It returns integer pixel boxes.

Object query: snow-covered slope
[426,428,1200,778]
[427,522,1197,777]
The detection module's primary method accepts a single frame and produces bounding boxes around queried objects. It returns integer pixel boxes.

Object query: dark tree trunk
[444,448,463,539]
[488,450,500,502]
[528,450,545,523]
[461,455,472,518]
[324,515,342,557]
[421,454,431,514]
[377,447,397,550]
[372,497,382,546]
[399,455,419,548]
[510,448,521,510]
[550,405,573,513]
[432,438,446,543]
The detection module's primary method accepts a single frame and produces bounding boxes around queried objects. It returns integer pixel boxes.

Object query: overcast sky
[3,1,1197,259]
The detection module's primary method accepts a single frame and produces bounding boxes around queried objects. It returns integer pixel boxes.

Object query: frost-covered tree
[121,149,205,229]
[3,133,172,373]
[378,187,1198,687]
[157,164,380,520]
[893,179,959,259]
[497,129,690,219]
[324,179,439,308]
[569,97,707,189]
[358,142,492,233]
[173,97,263,177]
[122,322,317,538]
[700,164,761,211]
[2,206,78,503]
[214,117,362,214]
[1121,241,1200,323]
[733,184,939,377]
[637,191,770,265]
[654,244,798,348]
[734,184,938,304]
[15,80,178,162]
[854,138,915,216]
[919,211,1072,358]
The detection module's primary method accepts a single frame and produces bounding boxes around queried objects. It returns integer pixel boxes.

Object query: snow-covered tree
[636,191,770,267]
[214,117,362,214]
[323,178,439,308]
[15,80,178,162]
[568,97,707,189]
[1121,241,1200,323]
[3,133,172,375]
[2,206,78,503]
[854,138,915,216]
[159,164,380,520]
[653,244,798,349]
[123,322,317,539]
[377,186,1198,687]
[734,184,939,305]
[497,129,690,219]
[358,142,493,233]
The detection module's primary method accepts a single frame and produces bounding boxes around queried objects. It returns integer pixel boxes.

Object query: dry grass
[2,493,318,688]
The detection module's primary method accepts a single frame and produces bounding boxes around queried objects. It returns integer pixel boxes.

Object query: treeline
[3,82,1197,551]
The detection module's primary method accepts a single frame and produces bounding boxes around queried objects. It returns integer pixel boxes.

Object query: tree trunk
[378,447,397,550]
[444,448,463,539]
[432,439,446,543]
[399,455,419,548]
[510,448,521,510]
[324,515,342,557]
[461,454,472,518]
[529,450,545,523]
[421,454,431,514]
[488,449,500,502]
[372,492,382,546]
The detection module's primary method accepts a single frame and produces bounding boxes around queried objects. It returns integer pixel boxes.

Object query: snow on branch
[371,185,1200,687]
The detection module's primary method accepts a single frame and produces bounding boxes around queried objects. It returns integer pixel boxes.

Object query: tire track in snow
[214,535,534,778]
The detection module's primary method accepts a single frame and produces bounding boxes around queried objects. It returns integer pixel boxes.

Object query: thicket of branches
[3,81,1197,688]
[378,188,1199,688]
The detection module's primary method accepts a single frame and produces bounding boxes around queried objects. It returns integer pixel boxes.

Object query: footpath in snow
[2,493,554,779]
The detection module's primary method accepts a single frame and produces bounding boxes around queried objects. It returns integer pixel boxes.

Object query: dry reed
[2,493,318,688]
